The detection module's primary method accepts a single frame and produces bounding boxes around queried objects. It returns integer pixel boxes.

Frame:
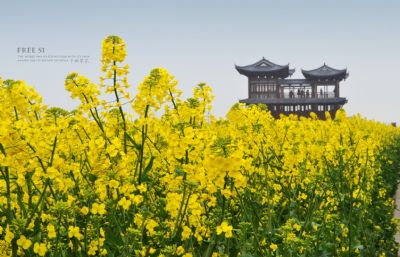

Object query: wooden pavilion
[236,58,348,119]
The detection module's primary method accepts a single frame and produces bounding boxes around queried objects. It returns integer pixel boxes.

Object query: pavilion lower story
[239,98,347,120]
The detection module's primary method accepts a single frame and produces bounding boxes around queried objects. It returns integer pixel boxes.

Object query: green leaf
[142,156,155,181]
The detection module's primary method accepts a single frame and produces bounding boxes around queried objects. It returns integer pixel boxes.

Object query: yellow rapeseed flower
[68,226,82,240]
[270,243,278,252]
[16,235,32,250]
[33,242,47,256]
[216,221,233,238]
[91,203,106,215]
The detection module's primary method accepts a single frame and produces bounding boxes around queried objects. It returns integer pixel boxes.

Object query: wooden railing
[282,92,336,99]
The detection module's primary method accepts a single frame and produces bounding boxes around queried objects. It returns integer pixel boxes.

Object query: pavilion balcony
[282,91,336,99]
[316,92,336,98]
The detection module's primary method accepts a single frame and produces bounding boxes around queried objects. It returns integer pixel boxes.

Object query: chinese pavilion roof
[236,58,292,78]
[301,64,348,81]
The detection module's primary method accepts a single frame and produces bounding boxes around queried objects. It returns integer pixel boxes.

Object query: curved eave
[235,58,291,78]
[235,65,290,78]
[301,71,348,81]
[301,65,348,81]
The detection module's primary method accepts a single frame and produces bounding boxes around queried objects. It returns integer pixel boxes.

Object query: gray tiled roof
[235,58,291,78]
[302,64,348,81]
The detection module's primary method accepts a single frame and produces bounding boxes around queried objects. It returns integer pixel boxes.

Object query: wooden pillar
[335,82,340,97]
[311,83,316,98]
[276,83,280,98]
[248,78,251,98]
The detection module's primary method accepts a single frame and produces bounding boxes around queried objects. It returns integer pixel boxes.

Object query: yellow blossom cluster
[0,35,400,256]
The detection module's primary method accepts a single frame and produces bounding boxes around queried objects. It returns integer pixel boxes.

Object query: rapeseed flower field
[1,36,400,256]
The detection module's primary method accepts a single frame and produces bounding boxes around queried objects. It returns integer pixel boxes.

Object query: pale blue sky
[0,1,399,122]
